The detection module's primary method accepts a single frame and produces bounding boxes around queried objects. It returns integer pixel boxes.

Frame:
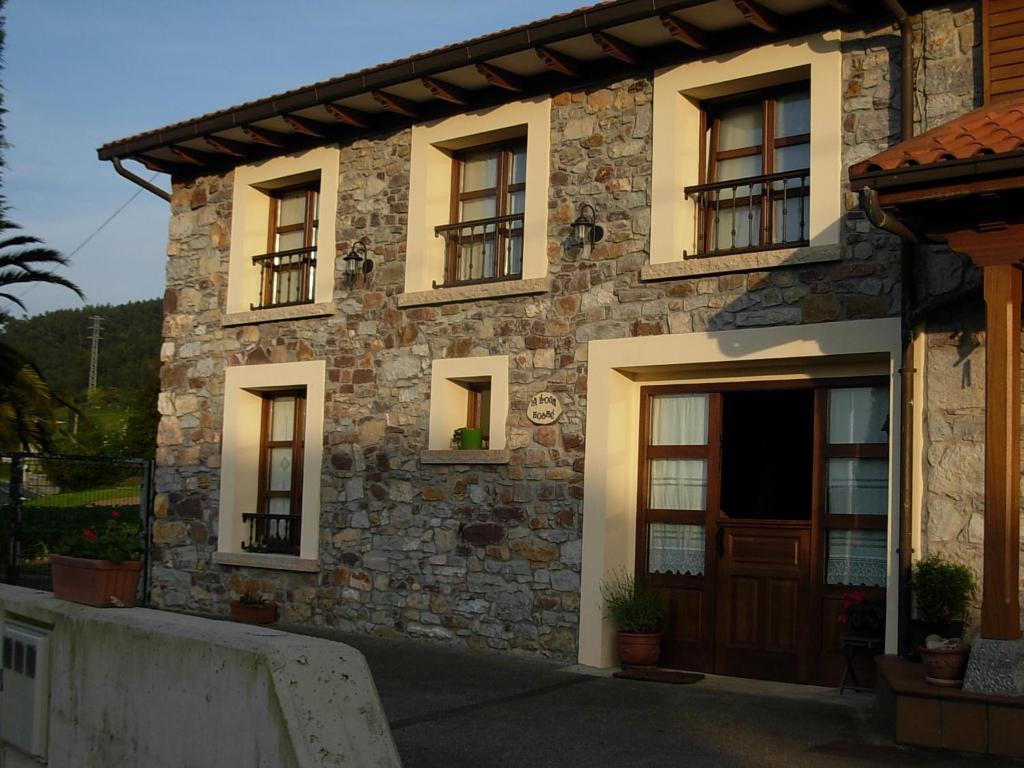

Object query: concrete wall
[0,586,400,768]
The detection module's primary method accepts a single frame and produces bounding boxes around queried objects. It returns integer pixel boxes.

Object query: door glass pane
[650,394,708,445]
[277,192,307,227]
[269,448,293,491]
[772,195,809,244]
[717,102,762,151]
[508,189,525,215]
[459,237,496,280]
[827,458,888,515]
[510,145,527,185]
[270,396,296,441]
[461,152,498,192]
[505,228,523,276]
[775,91,810,138]
[829,387,889,444]
[775,143,810,174]
[649,459,707,510]
[715,154,763,183]
[267,497,291,516]
[826,529,886,586]
[711,203,761,251]
[276,229,305,252]
[460,196,497,222]
[649,523,705,576]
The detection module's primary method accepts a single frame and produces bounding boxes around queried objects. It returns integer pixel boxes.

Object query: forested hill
[0,299,162,399]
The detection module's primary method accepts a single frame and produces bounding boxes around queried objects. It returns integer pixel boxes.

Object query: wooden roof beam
[592,31,641,65]
[535,46,582,77]
[476,63,525,92]
[137,155,181,175]
[203,135,250,157]
[660,14,711,50]
[371,90,419,116]
[241,125,289,147]
[170,145,219,166]
[325,103,371,128]
[282,114,332,138]
[421,77,470,105]
[734,1,782,34]
[827,0,854,14]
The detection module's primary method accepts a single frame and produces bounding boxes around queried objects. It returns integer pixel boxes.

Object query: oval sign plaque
[527,391,563,425]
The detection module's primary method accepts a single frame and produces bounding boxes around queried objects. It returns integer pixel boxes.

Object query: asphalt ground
[283,626,1019,768]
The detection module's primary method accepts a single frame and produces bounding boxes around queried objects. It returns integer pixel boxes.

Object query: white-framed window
[225,147,339,323]
[402,98,550,306]
[427,355,509,451]
[214,360,325,571]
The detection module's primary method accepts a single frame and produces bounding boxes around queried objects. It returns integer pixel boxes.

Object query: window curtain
[649,459,707,510]
[649,523,705,576]
[650,394,708,445]
[826,529,886,586]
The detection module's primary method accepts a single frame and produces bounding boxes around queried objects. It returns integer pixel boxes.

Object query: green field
[25,480,141,508]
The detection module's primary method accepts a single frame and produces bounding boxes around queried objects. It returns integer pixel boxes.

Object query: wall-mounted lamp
[571,203,604,248]
[343,242,374,288]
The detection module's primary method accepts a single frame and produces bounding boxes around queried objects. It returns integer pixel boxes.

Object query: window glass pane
[775,91,810,138]
[649,523,705,576]
[276,229,305,252]
[460,196,497,222]
[458,238,496,281]
[267,497,291,516]
[461,152,498,192]
[775,143,810,174]
[827,458,888,515]
[277,192,307,227]
[650,394,708,445]
[829,387,889,444]
[773,195,809,244]
[717,102,762,151]
[715,154,762,183]
[649,459,707,510]
[270,396,296,441]
[826,529,886,586]
[312,191,320,220]
[711,203,761,251]
[510,146,527,186]
[505,230,523,276]
[269,448,293,491]
[508,190,525,216]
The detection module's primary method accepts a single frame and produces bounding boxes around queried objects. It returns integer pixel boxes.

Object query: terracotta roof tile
[850,100,1024,177]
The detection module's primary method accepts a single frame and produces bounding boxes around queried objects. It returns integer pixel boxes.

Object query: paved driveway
[306,630,1015,768]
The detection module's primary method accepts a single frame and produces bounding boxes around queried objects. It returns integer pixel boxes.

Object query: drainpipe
[882,0,915,141]
[111,158,171,202]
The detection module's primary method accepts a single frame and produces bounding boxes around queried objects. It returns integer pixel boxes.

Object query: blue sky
[5,0,572,316]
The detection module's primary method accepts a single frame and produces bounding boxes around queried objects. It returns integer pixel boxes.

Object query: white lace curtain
[826,529,886,587]
[649,523,705,576]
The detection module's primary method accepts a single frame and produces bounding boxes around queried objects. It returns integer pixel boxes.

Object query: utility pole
[87,315,103,391]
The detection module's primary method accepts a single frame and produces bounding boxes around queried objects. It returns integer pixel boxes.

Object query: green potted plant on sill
[51,509,143,607]
[911,554,977,686]
[601,568,666,667]
[453,427,483,450]
[229,580,278,624]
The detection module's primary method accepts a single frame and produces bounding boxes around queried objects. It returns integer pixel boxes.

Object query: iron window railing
[250,246,317,310]
[241,513,301,556]
[434,212,524,288]
[684,168,809,257]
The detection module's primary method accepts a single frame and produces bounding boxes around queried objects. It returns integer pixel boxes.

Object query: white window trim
[217,360,326,564]
[405,98,551,297]
[648,32,842,270]
[225,147,340,319]
[427,355,509,451]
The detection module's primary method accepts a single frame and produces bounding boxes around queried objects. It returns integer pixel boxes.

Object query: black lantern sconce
[571,203,604,249]
[343,242,374,288]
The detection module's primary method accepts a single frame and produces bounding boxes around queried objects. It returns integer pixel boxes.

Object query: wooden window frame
[697,83,810,255]
[444,139,526,286]
[255,390,307,521]
[260,183,319,308]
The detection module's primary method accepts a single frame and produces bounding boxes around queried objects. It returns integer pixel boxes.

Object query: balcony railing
[434,212,524,288]
[250,246,317,310]
[241,513,301,556]
[684,168,809,257]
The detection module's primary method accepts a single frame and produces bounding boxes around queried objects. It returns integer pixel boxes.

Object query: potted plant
[837,588,885,639]
[453,427,483,450]
[51,509,143,607]
[601,568,666,667]
[911,554,977,686]
[229,581,277,624]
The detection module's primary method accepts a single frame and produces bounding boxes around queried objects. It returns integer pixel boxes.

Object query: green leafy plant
[236,580,270,606]
[601,568,666,634]
[55,509,142,565]
[912,554,977,623]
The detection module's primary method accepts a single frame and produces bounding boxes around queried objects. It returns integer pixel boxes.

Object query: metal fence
[1,452,154,601]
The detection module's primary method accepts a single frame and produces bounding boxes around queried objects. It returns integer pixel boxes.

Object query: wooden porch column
[982,263,1022,640]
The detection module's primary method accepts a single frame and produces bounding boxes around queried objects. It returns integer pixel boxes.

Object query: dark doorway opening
[720,389,813,520]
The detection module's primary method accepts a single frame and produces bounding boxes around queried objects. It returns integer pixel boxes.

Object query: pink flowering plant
[837,588,885,636]
[55,509,143,565]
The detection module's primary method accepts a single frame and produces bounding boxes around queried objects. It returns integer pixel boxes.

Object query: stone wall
[152,3,982,659]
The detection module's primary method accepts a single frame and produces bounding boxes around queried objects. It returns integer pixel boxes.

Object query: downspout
[111,158,171,202]
[882,0,915,141]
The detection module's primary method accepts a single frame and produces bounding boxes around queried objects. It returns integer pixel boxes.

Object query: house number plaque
[527,391,562,425]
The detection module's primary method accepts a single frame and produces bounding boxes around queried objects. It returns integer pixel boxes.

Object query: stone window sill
[221,302,336,327]
[398,277,547,308]
[641,244,842,281]
[212,551,320,573]
[420,449,510,465]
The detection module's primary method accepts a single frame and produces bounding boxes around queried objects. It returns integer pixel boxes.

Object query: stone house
[98,0,1019,687]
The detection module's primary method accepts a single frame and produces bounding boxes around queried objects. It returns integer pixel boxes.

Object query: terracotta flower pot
[50,554,142,607]
[617,631,662,667]
[230,600,278,624]
[919,645,970,687]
